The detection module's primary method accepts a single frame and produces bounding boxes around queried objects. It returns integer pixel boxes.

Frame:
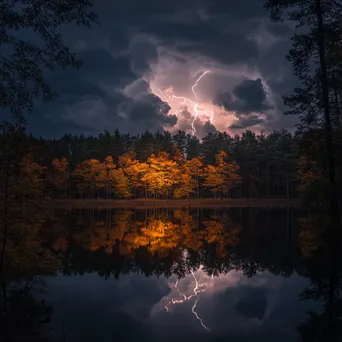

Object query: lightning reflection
[164,269,212,331]
[192,299,210,331]
[157,70,212,136]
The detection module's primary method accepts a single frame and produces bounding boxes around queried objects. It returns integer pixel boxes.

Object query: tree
[185,157,204,198]
[50,157,69,198]
[203,164,224,197]
[72,159,101,198]
[119,153,149,198]
[0,150,57,276]
[142,153,178,198]
[173,130,188,157]
[173,171,193,199]
[2,127,303,200]
[264,0,341,219]
[204,151,241,197]
[110,168,130,198]
[98,156,116,199]
[0,0,97,122]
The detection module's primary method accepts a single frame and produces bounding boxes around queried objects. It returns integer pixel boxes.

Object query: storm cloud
[176,107,217,138]
[22,0,298,137]
[214,78,273,115]
[229,114,266,130]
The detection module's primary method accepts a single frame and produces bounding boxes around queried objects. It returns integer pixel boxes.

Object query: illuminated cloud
[43,268,315,341]
[25,0,298,137]
[150,266,290,335]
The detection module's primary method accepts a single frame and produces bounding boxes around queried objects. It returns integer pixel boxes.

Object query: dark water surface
[3,207,341,341]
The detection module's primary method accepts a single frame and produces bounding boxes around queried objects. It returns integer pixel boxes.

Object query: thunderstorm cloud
[16,0,299,137]
[214,78,274,130]
[214,78,273,114]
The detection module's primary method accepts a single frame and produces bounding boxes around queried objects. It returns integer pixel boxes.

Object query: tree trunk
[1,280,8,342]
[0,152,11,274]
[196,176,199,198]
[314,0,340,222]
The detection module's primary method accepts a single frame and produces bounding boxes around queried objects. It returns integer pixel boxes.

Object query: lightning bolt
[190,70,211,136]
[192,299,210,331]
[191,70,210,100]
[157,70,212,136]
[164,269,212,331]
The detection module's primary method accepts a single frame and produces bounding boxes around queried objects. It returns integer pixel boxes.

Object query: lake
[2,206,340,341]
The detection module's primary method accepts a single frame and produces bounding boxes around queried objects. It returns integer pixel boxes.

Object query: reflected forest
[2,205,342,340]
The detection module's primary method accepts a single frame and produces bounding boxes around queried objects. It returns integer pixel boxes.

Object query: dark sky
[25,0,298,138]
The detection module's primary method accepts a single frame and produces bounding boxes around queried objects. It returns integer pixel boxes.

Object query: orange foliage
[46,209,242,261]
[59,150,241,199]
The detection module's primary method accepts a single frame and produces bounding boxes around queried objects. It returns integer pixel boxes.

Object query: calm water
[3,207,341,341]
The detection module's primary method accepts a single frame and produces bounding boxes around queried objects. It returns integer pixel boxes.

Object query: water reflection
[0,200,60,342]
[42,208,298,279]
[2,207,342,341]
[297,214,342,341]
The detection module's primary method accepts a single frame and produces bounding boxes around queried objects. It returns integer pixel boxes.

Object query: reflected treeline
[0,211,61,342]
[3,206,342,341]
[41,208,302,279]
[41,207,342,340]
[297,215,342,342]
[0,280,53,342]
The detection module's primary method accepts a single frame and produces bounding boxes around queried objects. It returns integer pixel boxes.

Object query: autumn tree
[142,153,179,198]
[50,157,69,198]
[72,159,101,198]
[17,153,47,203]
[128,161,150,198]
[111,168,131,198]
[98,156,130,198]
[204,151,240,197]
[118,153,146,198]
[185,157,204,198]
[173,171,194,199]
[97,156,116,199]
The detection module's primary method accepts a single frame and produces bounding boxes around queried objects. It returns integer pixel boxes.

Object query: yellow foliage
[204,151,240,195]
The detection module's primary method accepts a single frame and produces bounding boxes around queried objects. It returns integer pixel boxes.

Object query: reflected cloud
[151,265,286,333]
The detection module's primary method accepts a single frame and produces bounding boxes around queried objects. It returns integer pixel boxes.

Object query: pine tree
[265,0,341,218]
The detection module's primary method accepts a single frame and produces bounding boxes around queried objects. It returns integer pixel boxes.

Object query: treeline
[2,126,342,201]
[1,128,303,199]
[45,207,301,278]
[51,150,242,199]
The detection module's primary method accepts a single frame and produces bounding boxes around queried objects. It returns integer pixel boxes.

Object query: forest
[0,127,326,201]
[2,126,342,203]
[1,0,342,206]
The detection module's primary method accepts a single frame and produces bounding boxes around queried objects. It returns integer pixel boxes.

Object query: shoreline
[54,198,301,209]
